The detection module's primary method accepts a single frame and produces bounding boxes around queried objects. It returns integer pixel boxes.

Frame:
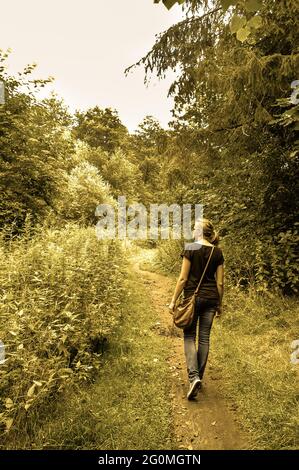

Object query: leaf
[247,15,263,29]
[58,368,73,375]
[162,0,177,9]
[247,36,257,45]
[4,418,13,432]
[61,334,68,344]
[27,383,36,397]
[33,380,42,387]
[24,402,31,411]
[5,398,13,409]
[236,26,251,42]
[244,0,263,12]
[230,15,247,33]
[221,0,238,11]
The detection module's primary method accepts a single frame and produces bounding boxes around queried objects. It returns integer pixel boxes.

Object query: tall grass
[152,240,184,274]
[0,224,128,444]
[21,264,174,450]
[212,287,299,449]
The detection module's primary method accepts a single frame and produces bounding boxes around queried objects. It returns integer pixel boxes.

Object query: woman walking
[168,218,224,400]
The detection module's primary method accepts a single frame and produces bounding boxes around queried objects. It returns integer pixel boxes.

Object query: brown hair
[194,218,220,246]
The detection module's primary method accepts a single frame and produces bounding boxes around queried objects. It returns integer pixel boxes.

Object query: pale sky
[0,0,184,132]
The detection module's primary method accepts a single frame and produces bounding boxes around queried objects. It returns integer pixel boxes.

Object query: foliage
[153,0,265,42]
[128,116,171,205]
[0,1,298,450]
[73,107,128,153]
[254,228,299,295]
[0,50,74,230]
[56,161,114,224]
[137,0,299,293]
[0,225,128,437]
[18,262,174,450]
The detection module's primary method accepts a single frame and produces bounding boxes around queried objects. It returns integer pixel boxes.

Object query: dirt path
[132,248,247,450]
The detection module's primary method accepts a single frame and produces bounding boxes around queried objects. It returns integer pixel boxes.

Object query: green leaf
[247,15,263,29]
[24,402,32,411]
[27,383,36,397]
[5,398,14,409]
[162,0,177,9]
[244,0,263,12]
[221,0,238,11]
[247,35,257,45]
[236,26,251,42]
[4,418,13,432]
[230,15,247,33]
[33,380,43,386]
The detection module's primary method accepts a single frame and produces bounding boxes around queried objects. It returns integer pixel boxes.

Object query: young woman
[168,218,224,400]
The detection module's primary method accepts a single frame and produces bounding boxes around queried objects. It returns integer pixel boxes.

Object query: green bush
[153,239,184,275]
[254,228,299,295]
[56,161,114,224]
[222,228,299,295]
[0,225,128,438]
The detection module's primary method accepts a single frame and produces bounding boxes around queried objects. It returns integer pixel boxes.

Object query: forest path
[132,247,248,450]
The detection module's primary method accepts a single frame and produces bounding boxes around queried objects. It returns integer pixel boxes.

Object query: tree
[129,116,168,187]
[0,51,73,230]
[130,0,299,292]
[56,161,113,224]
[73,106,128,153]
[73,143,143,203]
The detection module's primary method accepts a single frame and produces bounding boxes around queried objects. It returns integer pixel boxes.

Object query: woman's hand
[168,300,175,314]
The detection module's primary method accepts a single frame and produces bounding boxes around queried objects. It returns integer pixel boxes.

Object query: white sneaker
[187,378,201,400]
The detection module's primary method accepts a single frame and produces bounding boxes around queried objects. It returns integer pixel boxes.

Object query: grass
[211,286,299,450]
[0,225,129,444]
[13,259,175,450]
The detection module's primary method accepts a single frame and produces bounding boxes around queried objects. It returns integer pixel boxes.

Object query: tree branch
[124,6,222,75]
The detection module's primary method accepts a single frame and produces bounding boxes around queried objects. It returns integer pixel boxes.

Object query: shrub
[56,162,114,224]
[0,225,128,438]
[154,239,184,275]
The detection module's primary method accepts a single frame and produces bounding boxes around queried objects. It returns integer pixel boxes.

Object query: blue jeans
[183,298,218,383]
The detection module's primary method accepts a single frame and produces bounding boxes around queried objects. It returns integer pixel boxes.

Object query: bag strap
[194,245,215,296]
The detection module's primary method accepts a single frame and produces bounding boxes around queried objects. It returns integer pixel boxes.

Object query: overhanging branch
[124,7,222,76]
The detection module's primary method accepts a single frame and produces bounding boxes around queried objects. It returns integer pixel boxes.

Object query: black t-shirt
[180,242,224,301]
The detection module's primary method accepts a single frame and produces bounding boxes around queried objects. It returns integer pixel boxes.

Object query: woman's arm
[168,257,191,313]
[215,264,224,314]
